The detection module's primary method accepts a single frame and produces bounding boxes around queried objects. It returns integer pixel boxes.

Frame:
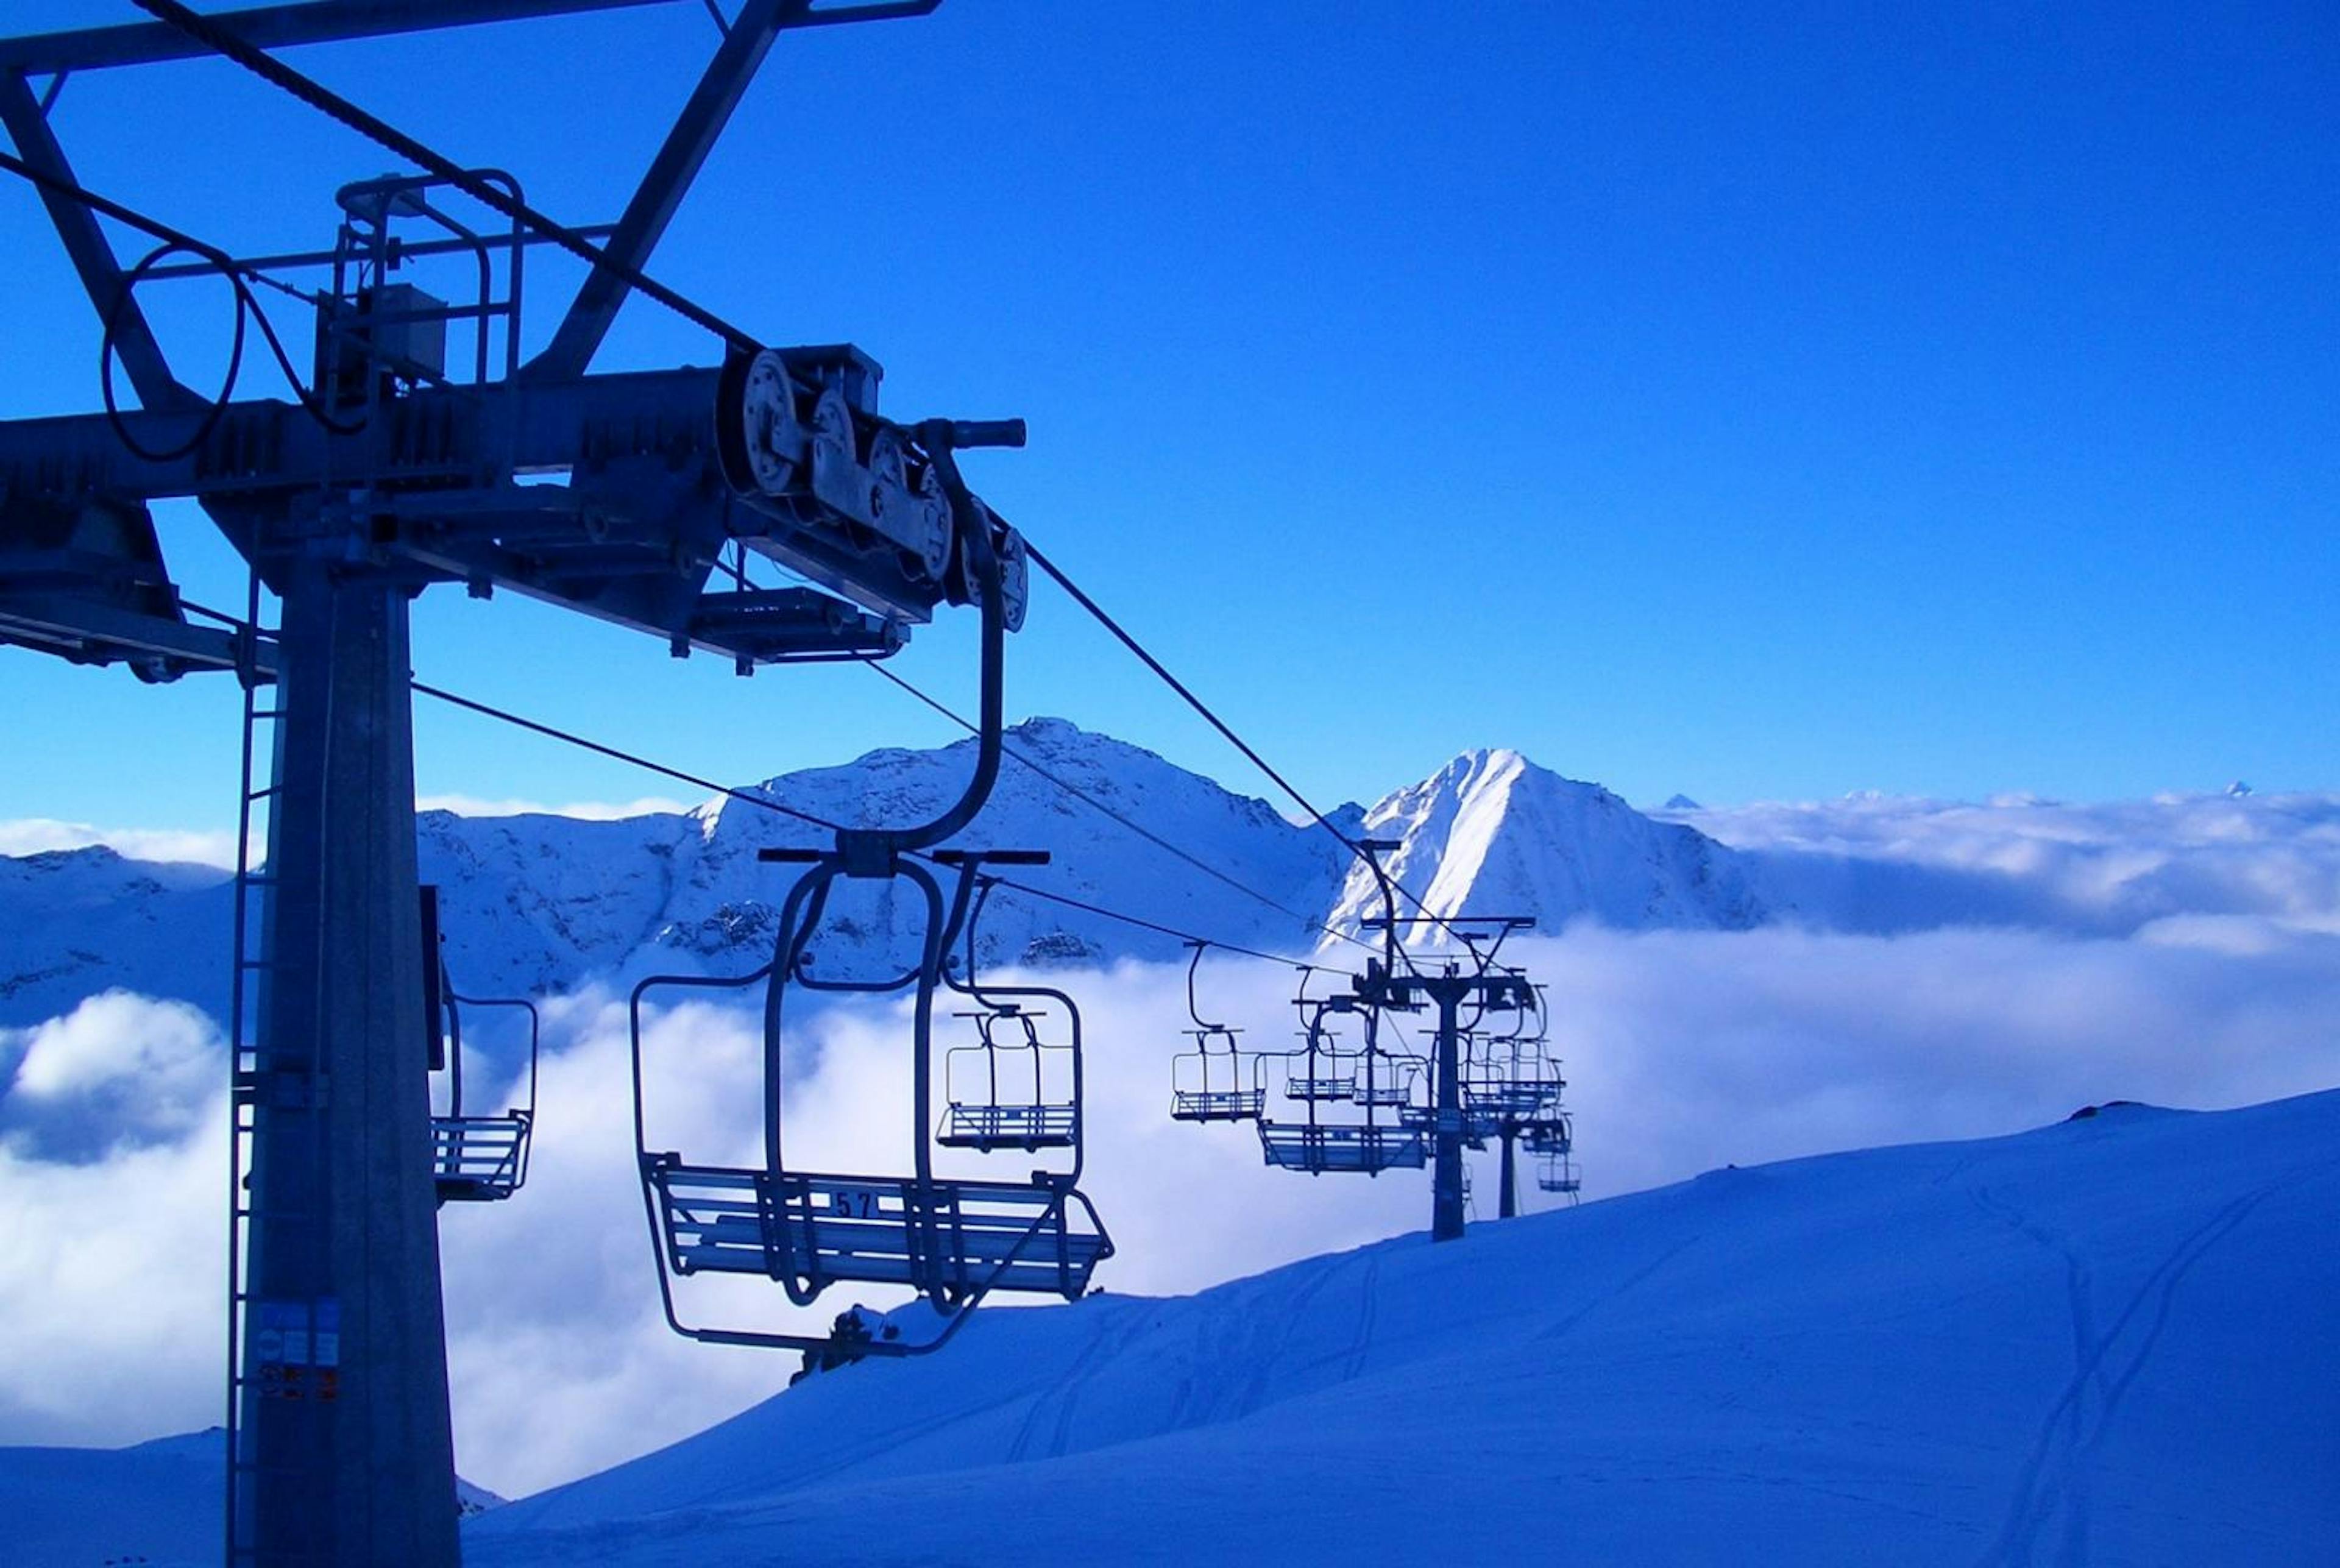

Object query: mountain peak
[1324,746,1762,938]
[1009,715,1090,744]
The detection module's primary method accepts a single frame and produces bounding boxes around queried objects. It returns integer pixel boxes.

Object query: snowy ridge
[0,1428,502,1568]
[15,723,2331,1025]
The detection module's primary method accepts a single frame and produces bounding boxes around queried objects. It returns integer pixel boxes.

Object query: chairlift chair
[634,849,1113,1349]
[1258,1122,1429,1174]
[1279,996,1360,1102]
[626,450,1109,1357]
[1168,943,1264,1122]
[938,1005,1077,1151]
[1350,1002,1424,1109]
[1524,1111,1574,1156]
[1353,1051,1423,1108]
[1171,1032,1267,1121]
[1537,1151,1582,1197]
[1257,992,1427,1175]
[425,934,542,1207]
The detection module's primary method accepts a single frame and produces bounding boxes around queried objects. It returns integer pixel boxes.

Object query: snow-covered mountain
[0,721,1759,1018]
[0,846,233,1029]
[16,1088,2335,1565]
[1327,749,1764,940]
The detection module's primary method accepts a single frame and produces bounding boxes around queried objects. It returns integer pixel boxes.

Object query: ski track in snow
[1971,1156,2337,1568]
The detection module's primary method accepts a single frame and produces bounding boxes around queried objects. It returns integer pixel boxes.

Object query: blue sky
[2,0,2333,839]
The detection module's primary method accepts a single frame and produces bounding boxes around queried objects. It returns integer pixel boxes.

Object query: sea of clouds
[2,791,2336,1497]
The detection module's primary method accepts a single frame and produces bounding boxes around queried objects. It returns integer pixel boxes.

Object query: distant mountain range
[5,718,2333,1029]
[0,719,1761,1024]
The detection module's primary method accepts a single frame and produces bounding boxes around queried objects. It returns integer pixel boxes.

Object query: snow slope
[12,1090,2334,1564]
[455,1089,2340,1566]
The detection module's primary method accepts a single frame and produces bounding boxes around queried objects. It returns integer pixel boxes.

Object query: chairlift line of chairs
[1166,889,1582,1206]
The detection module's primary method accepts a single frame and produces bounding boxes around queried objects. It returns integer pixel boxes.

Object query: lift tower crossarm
[529,0,943,382]
[0,74,194,414]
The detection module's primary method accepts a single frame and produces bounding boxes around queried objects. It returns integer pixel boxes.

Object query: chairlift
[626,444,1109,1358]
[1462,1051,1562,1119]
[1169,942,1265,1122]
[422,892,541,1207]
[938,1006,1077,1151]
[1258,1122,1429,1174]
[938,873,1089,1157]
[1354,1049,1423,1108]
[1257,993,1427,1175]
[1537,1150,1582,1197]
[1348,1001,1424,1109]
[430,982,541,1205]
[1524,1112,1573,1156]
[633,846,1113,1350]
[1280,995,1360,1102]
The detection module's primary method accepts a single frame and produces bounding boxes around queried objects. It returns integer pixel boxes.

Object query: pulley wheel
[714,347,804,498]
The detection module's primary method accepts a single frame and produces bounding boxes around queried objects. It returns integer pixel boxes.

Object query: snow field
[462,1091,2340,1566]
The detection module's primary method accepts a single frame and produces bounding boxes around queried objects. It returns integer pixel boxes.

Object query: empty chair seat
[1257,1123,1429,1174]
[1464,1082,1551,1116]
[642,1154,1112,1303]
[1171,1085,1266,1121]
[433,1112,530,1202]
[1284,1073,1356,1102]
[938,1101,1077,1151]
[1537,1152,1581,1194]
[1398,1102,1503,1143]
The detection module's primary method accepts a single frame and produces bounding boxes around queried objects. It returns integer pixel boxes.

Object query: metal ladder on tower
[221,560,298,1568]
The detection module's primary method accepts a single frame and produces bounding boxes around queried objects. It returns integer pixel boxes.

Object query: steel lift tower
[1352,921,1536,1241]
[0,3,1014,1563]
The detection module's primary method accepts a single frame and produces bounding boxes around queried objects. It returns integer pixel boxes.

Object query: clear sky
[2,0,2333,841]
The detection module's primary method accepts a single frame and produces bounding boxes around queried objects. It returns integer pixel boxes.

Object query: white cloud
[7,909,2338,1499]
[2,992,222,1160]
[0,1080,226,1442]
[416,795,697,821]
[1678,790,2340,936]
